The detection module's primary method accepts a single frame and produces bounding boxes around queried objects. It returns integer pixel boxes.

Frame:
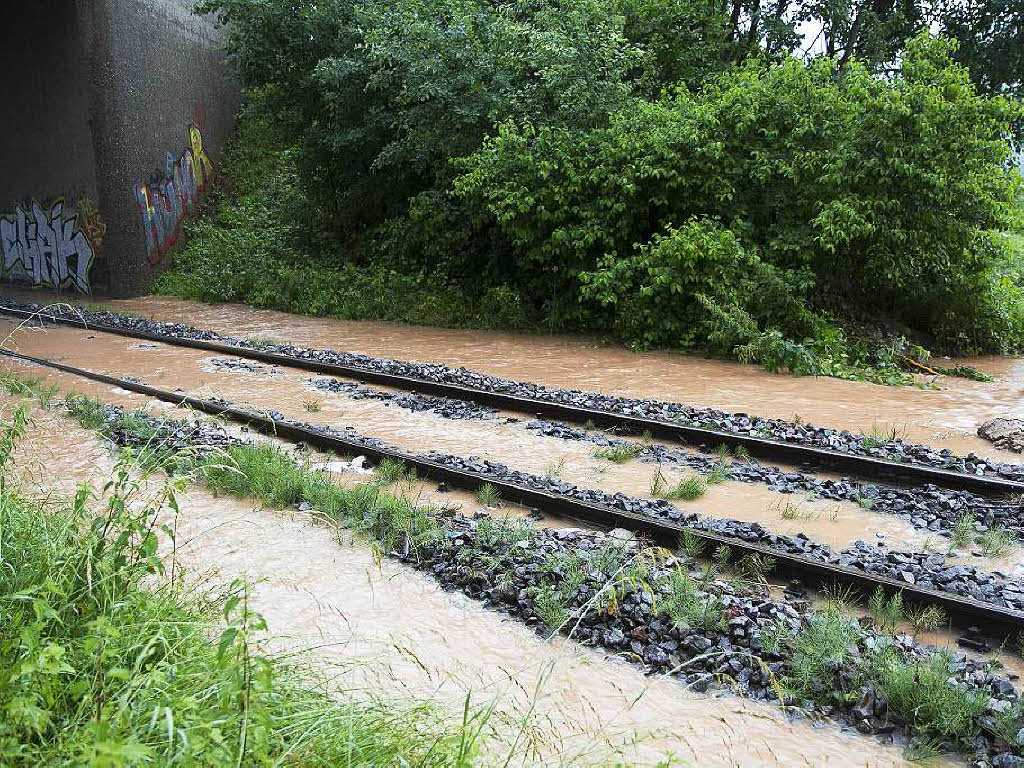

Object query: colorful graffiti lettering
[0,199,97,294]
[135,124,214,264]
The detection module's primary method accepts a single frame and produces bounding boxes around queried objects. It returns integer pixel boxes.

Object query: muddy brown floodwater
[32,290,1024,463]
[9,327,1021,667]
[3,321,960,562]
[2,396,924,766]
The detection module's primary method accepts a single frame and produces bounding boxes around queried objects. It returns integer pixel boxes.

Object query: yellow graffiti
[189,124,214,190]
[75,197,107,251]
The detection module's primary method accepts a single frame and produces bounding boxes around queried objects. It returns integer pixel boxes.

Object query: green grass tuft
[659,475,707,501]
[475,482,501,508]
[593,444,643,463]
[978,526,1016,557]
[865,649,988,738]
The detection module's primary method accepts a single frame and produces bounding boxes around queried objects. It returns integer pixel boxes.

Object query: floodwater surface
[0,397,928,766]
[26,291,1023,462]
[2,322,957,560]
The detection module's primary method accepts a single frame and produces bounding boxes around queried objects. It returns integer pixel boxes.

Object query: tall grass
[0,403,486,765]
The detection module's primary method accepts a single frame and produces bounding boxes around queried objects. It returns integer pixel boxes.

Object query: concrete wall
[0,1,102,295]
[85,0,240,295]
[0,0,239,296]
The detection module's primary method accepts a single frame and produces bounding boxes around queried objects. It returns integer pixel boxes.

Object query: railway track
[4,345,1024,636]
[1,303,1021,497]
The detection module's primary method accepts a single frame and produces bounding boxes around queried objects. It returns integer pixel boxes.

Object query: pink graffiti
[135,124,213,264]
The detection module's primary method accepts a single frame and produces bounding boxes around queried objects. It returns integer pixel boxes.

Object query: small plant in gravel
[786,601,865,702]
[203,442,310,506]
[593,444,642,463]
[779,501,817,520]
[737,553,776,588]
[868,587,904,634]
[951,512,976,550]
[860,433,887,450]
[592,541,629,576]
[861,421,907,449]
[660,568,724,631]
[649,466,667,497]
[660,475,707,501]
[376,457,409,484]
[903,735,945,763]
[907,604,946,636]
[476,482,501,507]
[361,488,445,557]
[713,545,731,568]
[544,552,589,597]
[705,464,729,485]
[245,336,277,348]
[533,583,569,633]
[476,514,535,550]
[978,526,1016,557]
[854,494,875,509]
[65,392,109,429]
[679,530,705,561]
[759,619,794,656]
[303,396,322,412]
[866,648,988,738]
[543,457,565,480]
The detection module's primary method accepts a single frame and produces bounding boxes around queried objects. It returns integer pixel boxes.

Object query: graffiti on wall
[0,198,100,294]
[134,124,215,265]
[76,197,107,251]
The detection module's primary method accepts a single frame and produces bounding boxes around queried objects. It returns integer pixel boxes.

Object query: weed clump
[652,473,707,501]
[475,482,502,507]
[978,526,1016,557]
[593,444,643,463]
[660,568,724,631]
[865,649,988,738]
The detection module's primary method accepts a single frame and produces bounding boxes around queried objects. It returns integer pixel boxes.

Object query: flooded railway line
[4,299,1024,494]
[9,307,1024,764]
[305,374,1024,541]
[6,371,1024,767]
[7,300,1021,542]
[7,344,1024,646]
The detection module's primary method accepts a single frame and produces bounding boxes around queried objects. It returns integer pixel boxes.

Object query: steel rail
[2,305,1020,497]
[3,345,1023,636]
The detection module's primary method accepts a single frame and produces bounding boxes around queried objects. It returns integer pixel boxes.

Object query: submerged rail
[1,305,1021,497]
[4,345,1024,636]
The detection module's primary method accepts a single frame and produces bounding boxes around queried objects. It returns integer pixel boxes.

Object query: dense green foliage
[155,107,541,331]
[937,0,1024,98]
[157,0,1024,383]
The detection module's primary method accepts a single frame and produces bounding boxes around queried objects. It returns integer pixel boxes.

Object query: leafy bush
[459,36,1023,355]
[172,0,1024,383]
[581,220,764,349]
